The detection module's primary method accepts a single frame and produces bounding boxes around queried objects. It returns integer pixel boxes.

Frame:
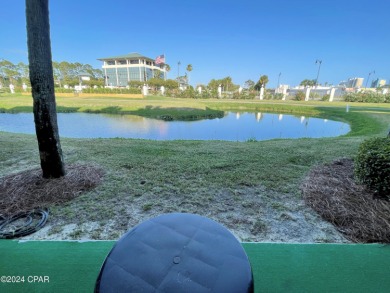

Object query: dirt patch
[22,183,347,243]
[302,158,390,243]
[1,162,354,243]
[0,164,104,216]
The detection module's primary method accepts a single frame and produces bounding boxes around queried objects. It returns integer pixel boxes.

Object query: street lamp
[315,59,322,87]
[365,70,375,88]
[277,72,281,89]
[177,61,181,88]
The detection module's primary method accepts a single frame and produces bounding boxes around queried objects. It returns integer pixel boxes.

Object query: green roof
[97,52,154,61]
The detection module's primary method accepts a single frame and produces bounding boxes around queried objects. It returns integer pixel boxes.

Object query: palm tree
[164,64,171,80]
[186,64,193,85]
[259,75,269,88]
[26,0,65,178]
[254,75,269,90]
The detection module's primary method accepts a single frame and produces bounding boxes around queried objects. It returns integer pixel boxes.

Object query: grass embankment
[0,94,225,120]
[2,93,390,123]
[1,94,389,241]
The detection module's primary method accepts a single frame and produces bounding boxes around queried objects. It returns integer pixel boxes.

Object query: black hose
[0,209,49,239]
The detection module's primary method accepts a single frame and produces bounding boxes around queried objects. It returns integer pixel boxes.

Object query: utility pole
[315,60,322,87]
[177,61,181,88]
[365,70,375,88]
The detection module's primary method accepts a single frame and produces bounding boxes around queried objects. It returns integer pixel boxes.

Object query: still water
[0,112,350,141]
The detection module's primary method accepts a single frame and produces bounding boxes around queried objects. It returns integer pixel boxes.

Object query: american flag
[155,54,165,64]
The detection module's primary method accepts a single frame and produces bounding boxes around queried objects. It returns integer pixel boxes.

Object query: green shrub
[55,88,74,93]
[294,91,305,101]
[321,94,330,101]
[309,92,320,100]
[355,137,390,199]
[54,87,141,94]
[344,92,389,103]
[273,93,284,100]
[234,90,256,100]
[176,87,197,99]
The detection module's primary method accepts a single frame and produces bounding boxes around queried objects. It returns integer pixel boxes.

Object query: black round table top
[95,213,253,292]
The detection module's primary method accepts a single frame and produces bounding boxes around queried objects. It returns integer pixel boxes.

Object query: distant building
[176,75,188,90]
[345,77,364,88]
[371,78,386,88]
[97,52,166,87]
[78,71,91,81]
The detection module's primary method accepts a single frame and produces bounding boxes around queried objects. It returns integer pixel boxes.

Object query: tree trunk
[26,0,65,178]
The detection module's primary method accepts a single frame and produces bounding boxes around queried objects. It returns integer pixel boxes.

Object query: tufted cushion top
[95,213,253,293]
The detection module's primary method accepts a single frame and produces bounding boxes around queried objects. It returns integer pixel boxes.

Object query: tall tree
[0,59,19,85]
[300,79,316,87]
[26,0,65,178]
[244,79,255,90]
[255,75,269,90]
[186,64,193,85]
[208,76,238,91]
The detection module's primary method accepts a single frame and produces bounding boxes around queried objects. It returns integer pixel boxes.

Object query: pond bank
[1,96,390,242]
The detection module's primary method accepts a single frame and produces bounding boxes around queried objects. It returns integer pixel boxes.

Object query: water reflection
[0,112,350,141]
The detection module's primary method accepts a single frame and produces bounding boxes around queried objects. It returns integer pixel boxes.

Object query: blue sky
[1,0,389,87]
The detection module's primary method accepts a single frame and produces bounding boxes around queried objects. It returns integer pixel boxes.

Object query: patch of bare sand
[22,184,347,243]
[2,163,354,243]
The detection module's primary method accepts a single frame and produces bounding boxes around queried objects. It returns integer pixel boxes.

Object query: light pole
[177,61,181,88]
[277,72,281,89]
[365,70,375,88]
[315,59,322,87]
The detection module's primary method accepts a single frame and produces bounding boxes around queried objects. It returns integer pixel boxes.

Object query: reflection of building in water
[236,112,240,120]
[278,114,283,121]
[157,122,168,136]
[104,114,168,135]
[256,112,263,122]
[300,116,305,123]
[324,119,328,123]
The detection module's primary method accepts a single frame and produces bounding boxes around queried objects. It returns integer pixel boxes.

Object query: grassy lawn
[1,93,389,241]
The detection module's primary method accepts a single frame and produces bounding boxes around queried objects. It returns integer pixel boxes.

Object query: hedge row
[344,92,390,103]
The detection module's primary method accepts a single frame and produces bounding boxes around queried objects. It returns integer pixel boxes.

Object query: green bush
[55,87,141,94]
[355,137,390,199]
[321,94,330,101]
[309,92,320,100]
[344,92,390,103]
[55,88,74,93]
[232,90,256,100]
[294,91,305,101]
[176,87,197,99]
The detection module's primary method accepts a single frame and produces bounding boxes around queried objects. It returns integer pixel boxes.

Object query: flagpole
[164,52,166,81]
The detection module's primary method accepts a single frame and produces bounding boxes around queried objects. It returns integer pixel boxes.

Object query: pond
[0,112,350,141]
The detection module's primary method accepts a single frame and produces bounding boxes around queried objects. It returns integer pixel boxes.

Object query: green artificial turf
[0,241,389,293]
